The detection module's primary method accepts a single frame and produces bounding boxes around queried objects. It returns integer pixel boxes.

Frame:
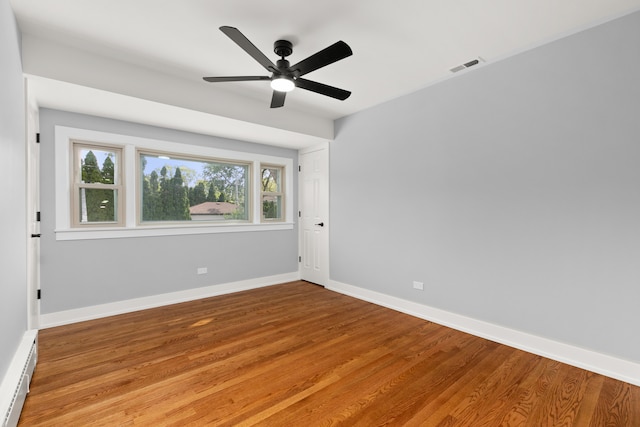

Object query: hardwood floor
[19,281,639,426]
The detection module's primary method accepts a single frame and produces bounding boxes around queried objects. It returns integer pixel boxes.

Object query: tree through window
[72,142,123,226]
[261,165,284,221]
[139,152,250,223]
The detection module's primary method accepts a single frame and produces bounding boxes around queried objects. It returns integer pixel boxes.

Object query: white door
[299,143,329,286]
[26,79,40,329]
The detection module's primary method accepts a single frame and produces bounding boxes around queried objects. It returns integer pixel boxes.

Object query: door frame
[25,78,40,329]
[298,142,330,286]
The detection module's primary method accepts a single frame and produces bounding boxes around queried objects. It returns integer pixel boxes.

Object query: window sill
[54,222,295,241]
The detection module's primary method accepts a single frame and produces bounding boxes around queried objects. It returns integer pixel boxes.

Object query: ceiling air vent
[450,57,484,73]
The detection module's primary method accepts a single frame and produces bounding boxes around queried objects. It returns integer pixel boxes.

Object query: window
[72,141,123,226]
[139,152,250,223]
[261,165,284,221]
[55,126,293,240]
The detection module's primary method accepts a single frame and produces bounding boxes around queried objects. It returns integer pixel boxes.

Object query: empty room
[1,0,640,425]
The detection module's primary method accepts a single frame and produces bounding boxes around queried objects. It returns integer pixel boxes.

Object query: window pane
[80,148,118,184]
[261,165,284,221]
[140,153,250,222]
[262,195,282,220]
[78,188,118,223]
[261,167,281,192]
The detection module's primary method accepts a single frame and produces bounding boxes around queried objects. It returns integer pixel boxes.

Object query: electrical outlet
[412,281,424,290]
[197,267,208,275]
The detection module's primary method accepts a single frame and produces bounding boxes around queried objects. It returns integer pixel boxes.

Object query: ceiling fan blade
[219,26,277,72]
[203,76,270,82]
[295,78,351,100]
[270,91,286,108]
[290,41,352,77]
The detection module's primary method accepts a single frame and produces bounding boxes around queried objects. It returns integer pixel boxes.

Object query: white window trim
[260,164,285,223]
[55,126,294,241]
[71,141,125,227]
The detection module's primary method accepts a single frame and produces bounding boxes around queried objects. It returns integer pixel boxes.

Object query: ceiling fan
[203,26,353,108]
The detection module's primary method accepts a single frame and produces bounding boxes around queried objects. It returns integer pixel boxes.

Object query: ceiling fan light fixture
[204,27,352,107]
[270,76,295,92]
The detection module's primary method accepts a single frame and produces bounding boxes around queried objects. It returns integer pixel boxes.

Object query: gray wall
[39,109,298,314]
[331,11,640,363]
[0,0,27,378]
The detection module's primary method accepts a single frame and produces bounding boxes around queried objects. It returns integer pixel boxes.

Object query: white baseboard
[38,275,639,386]
[327,280,640,387]
[40,272,300,329]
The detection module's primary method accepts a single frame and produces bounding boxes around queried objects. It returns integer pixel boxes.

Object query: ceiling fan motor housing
[275,59,291,74]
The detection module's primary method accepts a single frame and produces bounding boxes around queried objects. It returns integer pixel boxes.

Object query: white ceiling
[10,0,640,148]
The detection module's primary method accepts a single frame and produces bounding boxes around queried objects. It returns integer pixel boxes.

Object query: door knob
[315,222,324,227]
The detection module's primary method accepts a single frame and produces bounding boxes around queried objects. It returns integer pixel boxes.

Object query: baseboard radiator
[1,330,38,427]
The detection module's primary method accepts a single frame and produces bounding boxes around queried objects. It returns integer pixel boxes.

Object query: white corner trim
[40,272,300,329]
[327,280,640,387]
